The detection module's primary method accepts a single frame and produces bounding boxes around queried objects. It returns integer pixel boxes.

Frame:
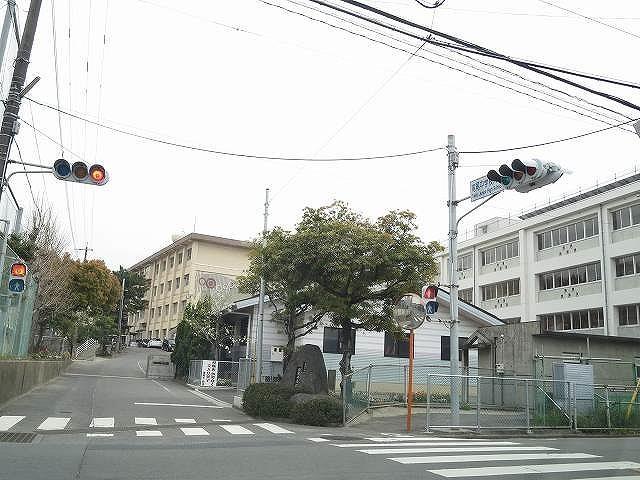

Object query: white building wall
[439,176,640,338]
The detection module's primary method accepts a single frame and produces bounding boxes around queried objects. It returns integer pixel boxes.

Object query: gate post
[425,374,431,433]
[525,379,531,433]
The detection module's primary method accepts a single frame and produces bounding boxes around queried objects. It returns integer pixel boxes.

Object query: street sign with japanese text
[470,175,504,201]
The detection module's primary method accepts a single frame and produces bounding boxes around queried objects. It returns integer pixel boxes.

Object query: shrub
[291,398,343,426]
[243,383,297,418]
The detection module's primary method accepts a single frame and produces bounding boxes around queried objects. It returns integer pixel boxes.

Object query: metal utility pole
[447,134,461,426]
[0,2,14,71]
[116,277,125,353]
[0,0,43,204]
[255,188,270,384]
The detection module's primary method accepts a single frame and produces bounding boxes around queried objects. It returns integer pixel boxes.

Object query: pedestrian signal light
[8,262,27,293]
[422,284,439,315]
[52,159,109,186]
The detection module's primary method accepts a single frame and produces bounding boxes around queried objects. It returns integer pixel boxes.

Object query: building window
[167,280,172,291]
[618,304,640,327]
[384,332,409,358]
[177,252,183,264]
[539,262,601,290]
[612,203,640,230]
[615,254,640,277]
[175,277,180,289]
[537,216,599,250]
[480,240,518,266]
[186,248,192,261]
[180,300,187,312]
[161,260,166,271]
[172,302,178,314]
[440,336,467,361]
[152,286,157,297]
[159,283,164,294]
[459,288,473,303]
[169,256,174,268]
[540,308,604,331]
[457,254,473,272]
[154,263,159,274]
[322,327,355,354]
[184,274,190,285]
[150,308,155,319]
[165,304,169,316]
[481,279,520,301]
[157,306,162,317]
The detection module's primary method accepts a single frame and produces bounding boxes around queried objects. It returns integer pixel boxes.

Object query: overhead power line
[308,0,640,112]
[537,0,640,41]
[414,0,446,9]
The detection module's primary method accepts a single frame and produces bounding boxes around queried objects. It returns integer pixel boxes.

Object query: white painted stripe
[152,379,171,393]
[37,417,70,430]
[134,417,157,425]
[136,430,162,437]
[334,441,519,448]
[210,418,232,422]
[308,437,331,443]
[359,446,551,455]
[253,423,294,434]
[175,418,196,424]
[180,427,209,436]
[221,425,254,435]
[89,417,114,428]
[0,416,25,431]
[134,402,223,409]
[391,453,598,464]
[64,373,145,380]
[190,390,231,407]
[428,462,640,478]
[86,433,114,438]
[367,437,464,442]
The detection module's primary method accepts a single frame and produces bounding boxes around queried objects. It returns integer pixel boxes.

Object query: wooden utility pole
[75,244,93,262]
[0,0,43,203]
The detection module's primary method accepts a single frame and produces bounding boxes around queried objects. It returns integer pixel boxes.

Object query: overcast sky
[2,0,639,269]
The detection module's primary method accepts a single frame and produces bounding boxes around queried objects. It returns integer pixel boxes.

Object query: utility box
[270,345,284,362]
[552,362,594,414]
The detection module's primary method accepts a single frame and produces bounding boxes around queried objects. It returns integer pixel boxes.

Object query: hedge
[242,383,298,418]
[290,398,342,426]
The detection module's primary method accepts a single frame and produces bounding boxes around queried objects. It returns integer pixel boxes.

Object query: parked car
[138,339,150,348]
[148,338,163,348]
[129,341,138,347]
[162,339,175,352]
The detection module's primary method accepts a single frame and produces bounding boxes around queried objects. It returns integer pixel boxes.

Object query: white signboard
[195,272,237,297]
[200,360,218,387]
[470,176,504,202]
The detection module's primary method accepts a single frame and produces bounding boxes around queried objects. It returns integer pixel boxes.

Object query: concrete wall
[0,359,71,406]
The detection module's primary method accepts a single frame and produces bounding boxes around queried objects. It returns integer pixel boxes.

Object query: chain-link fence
[342,365,640,432]
[236,358,283,396]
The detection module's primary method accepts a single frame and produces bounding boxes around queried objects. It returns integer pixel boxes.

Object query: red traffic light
[10,263,27,277]
[422,285,438,300]
[89,164,107,185]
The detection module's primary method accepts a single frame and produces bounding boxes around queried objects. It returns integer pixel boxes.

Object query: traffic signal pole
[255,188,270,384]
[0,0,43,204]
[446,135,461,426]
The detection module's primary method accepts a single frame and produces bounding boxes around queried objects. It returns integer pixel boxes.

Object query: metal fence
[343,365,640,432]
[188,360,239,387]
[236,358,283,395]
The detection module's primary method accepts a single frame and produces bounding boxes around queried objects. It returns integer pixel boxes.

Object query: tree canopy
[70,259,121,314]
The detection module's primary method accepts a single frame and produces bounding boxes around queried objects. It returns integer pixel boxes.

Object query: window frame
[383,331,410,358]
[538,217,599,251]
[322,327,356,354]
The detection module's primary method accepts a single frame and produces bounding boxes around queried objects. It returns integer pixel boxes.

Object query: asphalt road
[1,348,640,480]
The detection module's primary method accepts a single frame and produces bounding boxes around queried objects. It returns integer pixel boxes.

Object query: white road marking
[37,417,70,430]
[358,445,545,455]
[308,437,331,443]
[367,437,463,442]
[390,452,598,464]
[86,433,114,438]
[134,417,157,425]
[134,402,222,409]
[89,417,115,428]
[152,379,171,393]
[428,462,640,478]
[189,390,231,407]
[0,416,25,431]
[335,441,519,448]
[64,373,145,380]
[136,430,162,437]
[180,427,209,436]
[221,425,254,435]
[253,423,294,434]
[210,418,232,422]
[175,418,196,424]
[137,361,145,374]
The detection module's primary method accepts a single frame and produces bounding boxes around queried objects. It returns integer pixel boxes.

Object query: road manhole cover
[0,432,37,444]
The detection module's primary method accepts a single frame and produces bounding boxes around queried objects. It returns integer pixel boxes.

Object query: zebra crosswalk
[313,434,640,479]
[0,415,295,439]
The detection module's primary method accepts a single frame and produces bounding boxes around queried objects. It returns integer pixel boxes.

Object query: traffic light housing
[8,262,27,293]
[53,159,109,186]
[422,284,439,315]
[486,158,563,193]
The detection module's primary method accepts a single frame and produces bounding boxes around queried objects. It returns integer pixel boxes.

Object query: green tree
[293,202,442,390]
[113,266,149,334]
[171,320,212,379]
[70,259,121,314]
[238,227,325,370]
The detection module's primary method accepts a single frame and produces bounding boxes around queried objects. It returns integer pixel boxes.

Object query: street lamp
[393,293,425,432]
